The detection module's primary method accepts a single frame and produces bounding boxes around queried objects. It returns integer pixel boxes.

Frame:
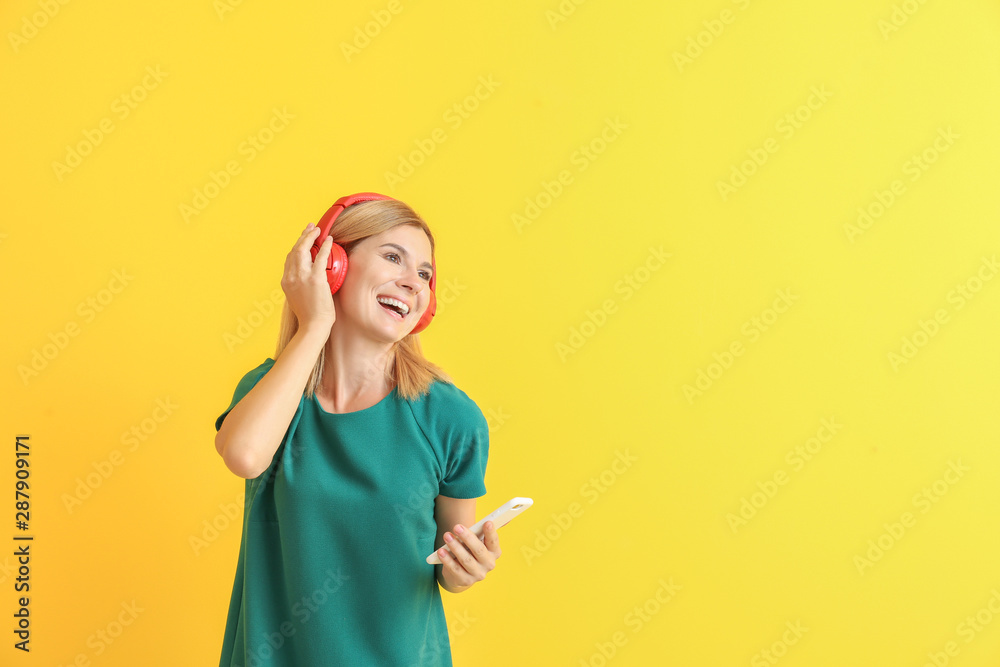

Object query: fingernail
[455,525,464,533]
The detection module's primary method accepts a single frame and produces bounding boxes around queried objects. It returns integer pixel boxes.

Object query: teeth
[377,296,409,316]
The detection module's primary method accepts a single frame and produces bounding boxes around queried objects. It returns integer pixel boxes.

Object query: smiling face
[332,223,434,344]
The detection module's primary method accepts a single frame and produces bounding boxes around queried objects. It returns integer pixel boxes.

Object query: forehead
[366,225,431,256]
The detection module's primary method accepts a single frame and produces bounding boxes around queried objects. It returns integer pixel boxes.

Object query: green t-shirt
[214,358,489,666]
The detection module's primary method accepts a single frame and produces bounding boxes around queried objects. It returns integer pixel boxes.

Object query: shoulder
[216,358,278,432]
[239,357,276,388]
[404,378,488,438]
[230,357,277,399]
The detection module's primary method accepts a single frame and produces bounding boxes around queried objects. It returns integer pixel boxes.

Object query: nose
[397,265,425,293]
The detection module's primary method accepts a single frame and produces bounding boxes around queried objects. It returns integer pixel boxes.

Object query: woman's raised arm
[215,223,337,478]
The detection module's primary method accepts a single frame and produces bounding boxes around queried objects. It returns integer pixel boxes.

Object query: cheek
[333,283,365,312]
[342,266,373,293]
[350,263,381,283]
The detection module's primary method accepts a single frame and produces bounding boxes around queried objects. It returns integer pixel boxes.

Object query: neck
[320,324,396,404]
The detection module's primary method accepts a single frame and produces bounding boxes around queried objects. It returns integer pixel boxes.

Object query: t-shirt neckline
[311,386,397,416]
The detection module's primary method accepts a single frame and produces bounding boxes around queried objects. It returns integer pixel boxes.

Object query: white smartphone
[426,497,533,564]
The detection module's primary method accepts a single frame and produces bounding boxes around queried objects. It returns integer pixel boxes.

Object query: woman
[213,194,501,666]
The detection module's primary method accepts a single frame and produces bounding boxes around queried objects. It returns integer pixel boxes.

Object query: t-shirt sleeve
[437,399,490,499]
[215,358,276,432]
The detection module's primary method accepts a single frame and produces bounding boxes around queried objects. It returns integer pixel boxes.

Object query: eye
[386,253,432,281]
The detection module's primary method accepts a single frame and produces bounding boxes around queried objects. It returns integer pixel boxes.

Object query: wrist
[297,321,333,343]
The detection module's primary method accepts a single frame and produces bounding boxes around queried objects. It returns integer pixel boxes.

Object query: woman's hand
[437,522,501,593]
[281,223,336,332]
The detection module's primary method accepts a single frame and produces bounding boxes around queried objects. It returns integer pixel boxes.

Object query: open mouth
[376,296,409,320]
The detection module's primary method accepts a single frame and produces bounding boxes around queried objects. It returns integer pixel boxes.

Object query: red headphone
[309,192,437,335]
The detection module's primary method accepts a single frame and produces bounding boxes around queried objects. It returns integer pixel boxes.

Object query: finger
[294,226,321,253]
[299,230,327,271]
[443,531,474,566]
[312,235,333,271]
[451,526,489,563]
[444,548,480,585]
[445,530,489,580]
[288,226,320,264]
[286,230,320,274]
[452,526,484,554]
[482,522,501,558]
[438,549,471,584]
[298,223,317,240]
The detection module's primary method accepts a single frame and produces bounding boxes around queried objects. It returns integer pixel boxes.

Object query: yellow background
[3,0,1000,664]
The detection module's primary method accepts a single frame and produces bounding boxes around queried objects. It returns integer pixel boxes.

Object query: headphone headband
[316,192,395,242]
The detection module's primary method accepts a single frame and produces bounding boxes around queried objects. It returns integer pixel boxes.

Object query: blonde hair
[274,199,453,401]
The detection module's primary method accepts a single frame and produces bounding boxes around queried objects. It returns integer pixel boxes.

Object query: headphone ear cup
[325,242,349,294]
[312,237,349,294]
[409,259,437,334]
[409,281,436,335]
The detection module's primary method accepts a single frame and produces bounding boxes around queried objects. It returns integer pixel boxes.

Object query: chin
[368,322,407,344]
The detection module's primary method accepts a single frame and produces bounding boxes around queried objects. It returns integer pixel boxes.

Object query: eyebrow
[379,243,433,271]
